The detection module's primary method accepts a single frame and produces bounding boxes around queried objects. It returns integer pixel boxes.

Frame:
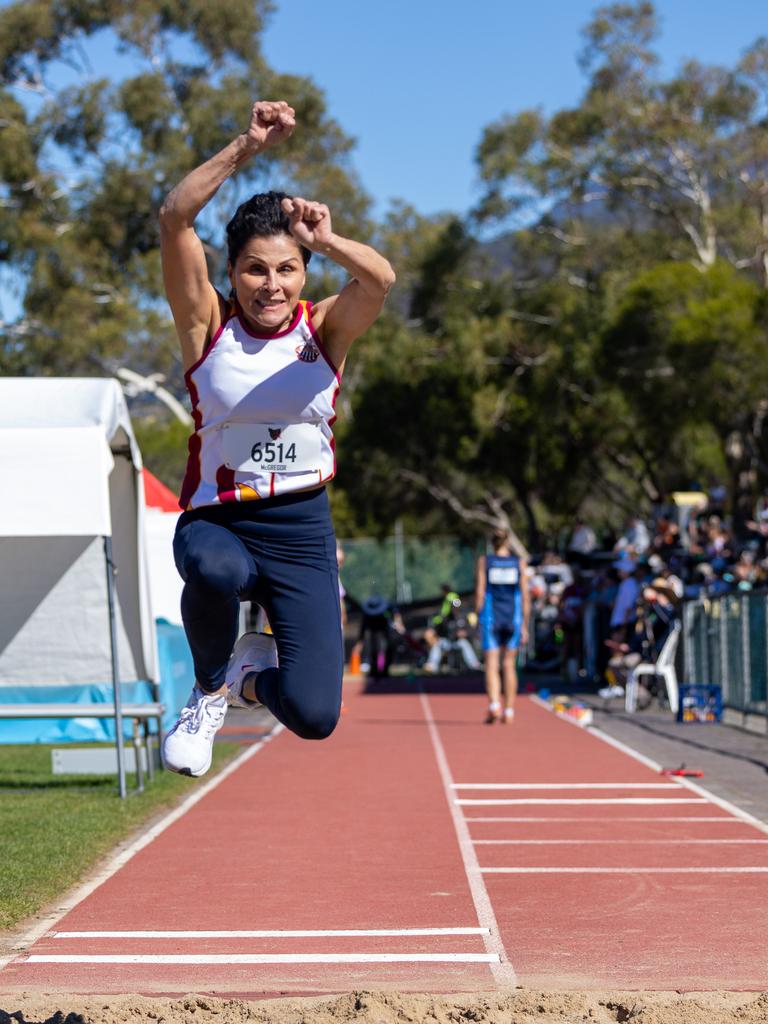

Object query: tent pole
[104,535,127,799]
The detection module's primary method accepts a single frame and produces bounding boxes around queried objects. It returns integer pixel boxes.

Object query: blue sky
[262,0,768,218]
[4,0,766,221]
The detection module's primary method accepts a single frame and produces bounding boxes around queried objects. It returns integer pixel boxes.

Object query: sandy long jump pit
[2,989,768,1023]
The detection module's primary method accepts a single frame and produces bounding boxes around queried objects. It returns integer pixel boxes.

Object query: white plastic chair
[625,620,682,714]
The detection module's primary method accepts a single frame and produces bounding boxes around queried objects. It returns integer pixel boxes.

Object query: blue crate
[677,684,722,723]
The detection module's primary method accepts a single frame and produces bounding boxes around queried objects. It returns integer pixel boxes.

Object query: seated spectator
[647,554,684,599]
[652,516,680,558]
[540,551,573,588]
[704,517,735,561]
[734,550,758,591]
[609,559,640,641]
[599,577,679,700]
[568,519,597,558]
[744,508,768,559]
[615,516,651,556]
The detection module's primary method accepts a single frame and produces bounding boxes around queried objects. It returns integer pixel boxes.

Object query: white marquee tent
[0,378,158,702]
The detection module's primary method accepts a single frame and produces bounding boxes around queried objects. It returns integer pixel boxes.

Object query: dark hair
[491,528,510,552]
[225,190,312,267]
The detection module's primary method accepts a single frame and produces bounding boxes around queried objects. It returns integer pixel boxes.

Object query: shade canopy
[0,378,158,687]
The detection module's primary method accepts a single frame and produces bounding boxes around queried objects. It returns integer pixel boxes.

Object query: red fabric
[142,468,180,512]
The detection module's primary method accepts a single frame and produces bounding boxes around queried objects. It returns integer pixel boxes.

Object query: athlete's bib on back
[180,299,340,510]
[481,553,522,626]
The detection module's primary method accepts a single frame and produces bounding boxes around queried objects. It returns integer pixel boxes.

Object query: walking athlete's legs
[502,645,519,715]
[253,533,344,740]
[484,646,502,717]
[173,516,255,694]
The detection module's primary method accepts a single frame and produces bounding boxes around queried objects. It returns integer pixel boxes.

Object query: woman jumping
[159,100,395,775]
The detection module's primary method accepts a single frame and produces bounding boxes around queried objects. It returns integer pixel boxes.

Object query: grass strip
[0,740,242,931]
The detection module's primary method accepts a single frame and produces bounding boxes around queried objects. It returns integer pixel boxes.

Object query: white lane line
[530,694,768,836]
[473,838,768,845]
[456,798,707,805]
[0,725,285,973]
[25,953,499,965]
[53,927,489,939]
[482,867,768,873]
[452,783,680,790]
[584,723,768,837]
[419,689,516,988]
[465,816,743,822]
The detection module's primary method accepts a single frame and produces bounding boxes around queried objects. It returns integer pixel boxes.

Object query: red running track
[2,678,768,996]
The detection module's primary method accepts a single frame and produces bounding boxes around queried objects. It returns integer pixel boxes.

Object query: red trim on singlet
[303,300,342,383]
[183,299,233,383]
[216,464,238,503]
[320,380,341,483]
[179,374,205,510]
[235,297,303,340]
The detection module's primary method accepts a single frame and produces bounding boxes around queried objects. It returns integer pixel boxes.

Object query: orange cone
[348,648,362,676]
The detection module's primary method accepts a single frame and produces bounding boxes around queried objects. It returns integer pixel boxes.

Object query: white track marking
[530,694,768,835]
[456,798,707,805]
[25,953,499,965]
[419,689,517,988]
[473,838,768,845]
[582,723,768,837]
[465,816,743,822]
[452,783,680,790]
[54,927,489,939]
[482,867,768,873]
[0,726,284,972]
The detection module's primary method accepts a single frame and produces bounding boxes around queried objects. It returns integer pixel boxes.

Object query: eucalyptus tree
[0,0,368,387]
[476,1,768,283]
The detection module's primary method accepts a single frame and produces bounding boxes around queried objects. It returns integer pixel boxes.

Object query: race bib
[222,422,323,474]
[489,566,519,585]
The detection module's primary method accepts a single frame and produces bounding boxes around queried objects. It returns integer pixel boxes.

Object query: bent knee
[287,702,340,741]
[183,551,249,599]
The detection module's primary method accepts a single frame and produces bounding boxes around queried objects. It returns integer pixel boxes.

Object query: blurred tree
[339,220,616,551]
[601,260,768,529]
[0,0,369,389]
[476,1,768,284]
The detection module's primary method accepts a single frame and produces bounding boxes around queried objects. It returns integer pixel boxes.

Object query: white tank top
[180,299,340,510]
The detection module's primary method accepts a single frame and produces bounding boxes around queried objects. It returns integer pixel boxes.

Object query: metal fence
[683,593,768,715]
[338,533,481,606]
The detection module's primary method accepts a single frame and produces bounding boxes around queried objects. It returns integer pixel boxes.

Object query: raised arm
[520,560,531,645]
[159,101,295,370]
[281,198,396,371]
[474,555,487,615]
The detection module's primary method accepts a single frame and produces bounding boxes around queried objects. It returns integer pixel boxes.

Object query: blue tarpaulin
[0,620,193,743]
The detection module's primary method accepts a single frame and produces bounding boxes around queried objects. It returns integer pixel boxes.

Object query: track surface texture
[2,673,767,1017]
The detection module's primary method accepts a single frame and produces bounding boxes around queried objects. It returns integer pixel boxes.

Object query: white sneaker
[598,684,625,699]
[225,632,278,709]
[162,687,228,777]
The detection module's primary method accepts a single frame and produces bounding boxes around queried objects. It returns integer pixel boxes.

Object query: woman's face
[229,233,306,333]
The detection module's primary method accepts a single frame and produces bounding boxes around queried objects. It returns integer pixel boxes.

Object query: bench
[0,702,164,791]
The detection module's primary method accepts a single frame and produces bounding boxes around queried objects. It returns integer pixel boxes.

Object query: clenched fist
[281,197,333,251]
[245,101,295,152]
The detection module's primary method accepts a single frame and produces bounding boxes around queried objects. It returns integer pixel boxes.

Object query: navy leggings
[173,487,343,740]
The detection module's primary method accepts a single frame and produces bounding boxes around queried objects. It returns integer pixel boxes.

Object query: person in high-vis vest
[159,100,395,776]
[475,528,531,723]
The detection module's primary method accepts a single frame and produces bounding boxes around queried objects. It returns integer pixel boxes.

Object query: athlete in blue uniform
[474,528,531,723]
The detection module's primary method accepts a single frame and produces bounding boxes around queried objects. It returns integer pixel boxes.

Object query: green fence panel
[684,593,768,716]
[746,595,767,706]
[339,535,482,605]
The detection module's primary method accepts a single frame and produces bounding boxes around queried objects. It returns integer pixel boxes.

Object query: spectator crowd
[523,491,768,695]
